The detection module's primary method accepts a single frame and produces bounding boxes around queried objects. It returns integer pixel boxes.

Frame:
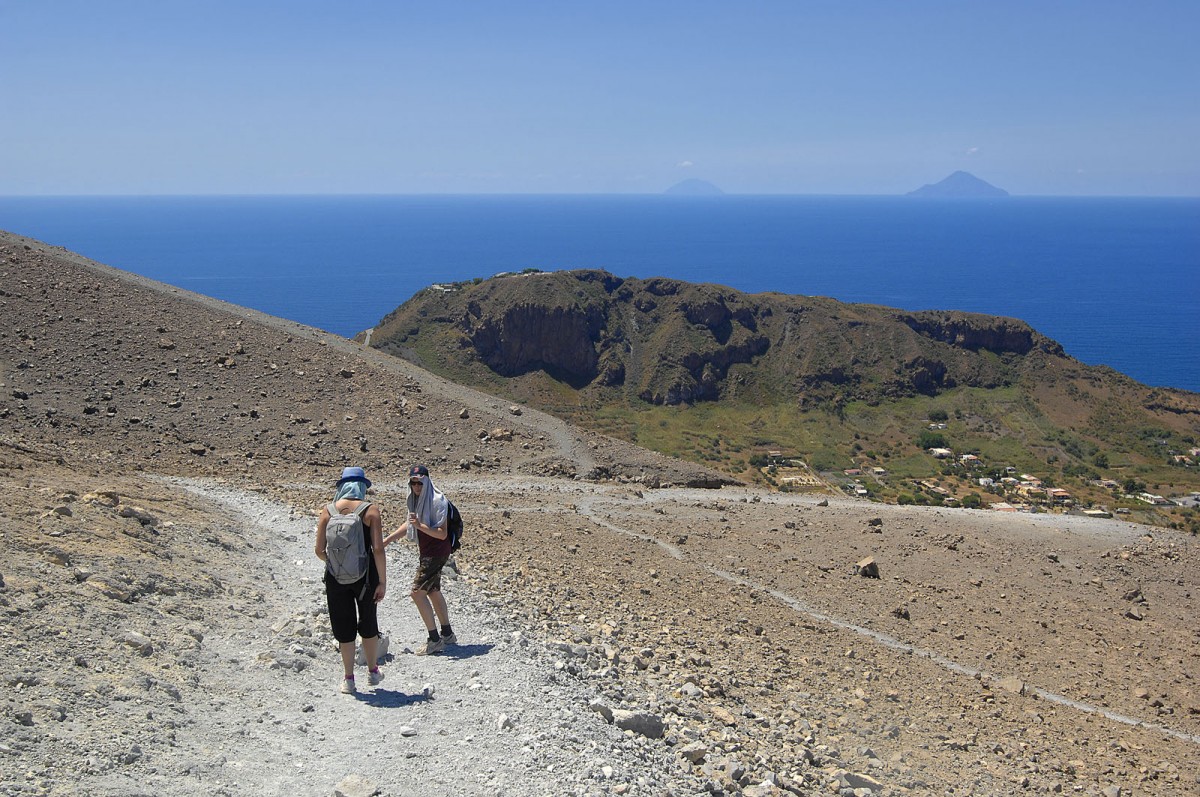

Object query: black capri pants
[323,571,380,644]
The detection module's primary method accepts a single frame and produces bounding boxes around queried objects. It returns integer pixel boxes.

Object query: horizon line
[3,191,1198,200]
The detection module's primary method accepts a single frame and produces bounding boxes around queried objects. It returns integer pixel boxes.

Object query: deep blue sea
[1,194,1197,392]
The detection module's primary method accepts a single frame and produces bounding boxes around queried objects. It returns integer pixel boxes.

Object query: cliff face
[369,269,1070,407]
[468,302,605,385]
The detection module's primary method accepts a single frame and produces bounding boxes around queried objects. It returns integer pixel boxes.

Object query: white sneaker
[441,632,458,646]
[368,668,384,686]
[415,637,445,656]
[340,677,356,695]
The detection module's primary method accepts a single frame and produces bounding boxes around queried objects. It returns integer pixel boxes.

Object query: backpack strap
[328,501,372,517]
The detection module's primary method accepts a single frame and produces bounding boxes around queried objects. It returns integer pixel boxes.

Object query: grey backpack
[324,502,372,586]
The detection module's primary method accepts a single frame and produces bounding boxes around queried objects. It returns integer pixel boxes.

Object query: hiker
[315,466,387,694]
[384,464,456,655]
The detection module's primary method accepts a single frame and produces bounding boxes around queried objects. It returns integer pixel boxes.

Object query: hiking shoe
[441,632,458,646]
[368,668,384,686]
[340,677,357,695]
[415,637,445,656]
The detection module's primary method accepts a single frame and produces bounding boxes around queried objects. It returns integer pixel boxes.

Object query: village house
[1046,487,1072,504]
[928,447,953,459]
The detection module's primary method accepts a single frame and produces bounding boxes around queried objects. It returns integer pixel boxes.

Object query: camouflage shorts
[412,556,449,593]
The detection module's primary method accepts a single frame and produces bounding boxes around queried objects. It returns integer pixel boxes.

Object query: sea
[1,194,1197,393]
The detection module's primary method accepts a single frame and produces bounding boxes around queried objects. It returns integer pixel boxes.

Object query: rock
[459,408,469,419]
[122,631,154,656]
[508,405,522,416]
[855,557,880,578]
[333,773,379,797]
[489,428,514,441]
[588,699,614,723]
[679,741,708,764]
[118,505,158,526]
[1124,606,1144,621]
[890,605,910,620]
[840,770,885,791]
[87,576,135,603]
[497,713,514,730]
[711,706,738,726]
[997,676,1025,695]
[355,634,389,665]
[398,725,418,736]
[816,498,829,507]
[1101,786,1122,797]
[83,491,120,506]
[611,709,664,739]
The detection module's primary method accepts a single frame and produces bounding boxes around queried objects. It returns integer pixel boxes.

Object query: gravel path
[132,479,706,797]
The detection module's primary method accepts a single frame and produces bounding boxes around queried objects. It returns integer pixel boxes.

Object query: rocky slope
[2,231,1198,796]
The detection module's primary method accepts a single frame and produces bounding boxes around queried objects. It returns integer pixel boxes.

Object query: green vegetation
[367,269,1200,530]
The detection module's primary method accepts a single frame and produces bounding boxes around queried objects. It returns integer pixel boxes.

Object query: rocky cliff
[368,269,1066,407]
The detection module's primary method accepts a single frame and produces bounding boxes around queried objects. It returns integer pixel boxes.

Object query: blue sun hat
[336,466,371,488]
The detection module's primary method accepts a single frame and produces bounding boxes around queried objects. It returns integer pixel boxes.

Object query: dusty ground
[1,231,1198,796]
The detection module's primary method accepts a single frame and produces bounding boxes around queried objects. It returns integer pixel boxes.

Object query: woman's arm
[314,508,330,561]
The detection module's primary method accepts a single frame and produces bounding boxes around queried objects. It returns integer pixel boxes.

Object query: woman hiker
[315,466,387,693]
[384,464,456,655]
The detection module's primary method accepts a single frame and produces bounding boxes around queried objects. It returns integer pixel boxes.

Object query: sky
[1,1,1197,196]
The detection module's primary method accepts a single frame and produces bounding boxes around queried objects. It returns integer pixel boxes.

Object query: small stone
[122,631,154,656]
[588,700,614,723]
[855,557,880,578]
[997,676,1026,695]
[333,773,379,797]
[679,741,708,763]
[612,709,663,739]
[118,505,158,526]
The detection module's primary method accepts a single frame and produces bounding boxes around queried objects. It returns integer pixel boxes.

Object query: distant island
[665,178,725,196]
[907,171,1009,198]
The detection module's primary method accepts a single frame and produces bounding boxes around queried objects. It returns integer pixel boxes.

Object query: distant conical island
[665,178,725,196]
[907,171,1009,198]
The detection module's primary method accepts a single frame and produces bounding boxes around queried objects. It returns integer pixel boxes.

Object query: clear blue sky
[2,1,1196,196]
